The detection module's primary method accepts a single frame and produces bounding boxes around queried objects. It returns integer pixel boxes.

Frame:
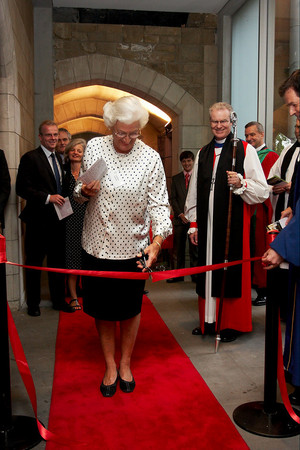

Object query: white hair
[103,96,149,129]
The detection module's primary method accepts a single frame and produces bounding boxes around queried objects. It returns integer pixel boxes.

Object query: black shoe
[53,301,75,313]
[220,329,238,342]
[100,375,118,397]
[27,306,40,317]
[166,277,184,283]
[252,295,267,306]
[119,375,136,393]
[289,388,300,406]
[192,323,216,336]
[192,326,202,335]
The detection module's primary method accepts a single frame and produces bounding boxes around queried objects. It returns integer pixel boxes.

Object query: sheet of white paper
[54,197,73,220]
[279,217,288,229]
[78,158,107,184]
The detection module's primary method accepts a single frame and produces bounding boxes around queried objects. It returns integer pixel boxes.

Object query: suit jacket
[170,171,189,226]
[16,146,65,224]
[0,149,11,229]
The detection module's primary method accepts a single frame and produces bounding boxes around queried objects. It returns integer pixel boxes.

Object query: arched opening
[54,84,177,190]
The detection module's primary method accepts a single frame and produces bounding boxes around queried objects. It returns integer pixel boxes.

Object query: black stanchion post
[233,268,300,437]
[0,245,42,449]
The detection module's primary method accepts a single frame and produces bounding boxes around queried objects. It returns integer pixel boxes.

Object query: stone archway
[54,55,208,175]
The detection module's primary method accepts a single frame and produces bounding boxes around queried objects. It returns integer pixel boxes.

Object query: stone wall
[53,15,217,105]
[0,0,35,307]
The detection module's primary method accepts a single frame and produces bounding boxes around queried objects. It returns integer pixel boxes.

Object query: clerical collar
[214,139,226,148]
[256,143,266,151]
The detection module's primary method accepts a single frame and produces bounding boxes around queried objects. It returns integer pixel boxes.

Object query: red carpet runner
[46,296,248,449]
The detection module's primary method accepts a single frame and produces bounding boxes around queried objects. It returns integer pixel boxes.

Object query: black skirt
[82,250,145,321]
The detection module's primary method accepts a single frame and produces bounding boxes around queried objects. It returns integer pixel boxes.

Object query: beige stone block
[149,73,172,100]
[88,54,109,80]
[177,93,203,126]
[54,23,72,40]
[162,83,185,112]
[134,67,156,93]
[121,61,143,87]
[106,56,125,83]
[148,52,175,63]
[145,27,181,37]
[181,125,205,150]
[204,63,217,87]
[123,26,144,43]
[181,28,202,45]
[73,55,91,82]
[159,35,181,45]
[204,45,218,64]
[55,59,75,89]
[72,31,88,42]
[178,45,204,62]
[88,24,123,42]
[144,35,159,44]
[81,41,97,54]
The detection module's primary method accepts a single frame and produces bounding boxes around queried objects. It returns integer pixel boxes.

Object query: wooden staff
[215,112,239,353]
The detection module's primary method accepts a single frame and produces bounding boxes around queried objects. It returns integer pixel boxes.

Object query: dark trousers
[24,220,66,308]
[172,223,198,270]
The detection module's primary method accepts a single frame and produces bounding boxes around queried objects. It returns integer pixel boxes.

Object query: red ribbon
[7,304,87,446]
[277,313,300,424]
[2,228,298,439]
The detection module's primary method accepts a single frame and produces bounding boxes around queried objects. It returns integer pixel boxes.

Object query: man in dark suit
[167,151,197,283]
[0,149,11,233]
[16,120,73,316]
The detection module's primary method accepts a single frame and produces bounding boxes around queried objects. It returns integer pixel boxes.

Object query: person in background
[64,138,87,311]
[244,121,279,306]
[186,102,269,341]
[74,96,172,397]
[16,120,73,316]
[167,150,197,283]
[0,149,11,234]
[57,128,71,162]
[262,69,300,405]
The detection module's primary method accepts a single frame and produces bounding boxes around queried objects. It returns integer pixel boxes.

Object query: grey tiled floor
[8,279,300,449]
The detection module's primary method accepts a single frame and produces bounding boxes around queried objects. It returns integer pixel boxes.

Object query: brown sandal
[69,299,81,311]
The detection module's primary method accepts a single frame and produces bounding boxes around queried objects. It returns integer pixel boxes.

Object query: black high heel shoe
[100,374,118,397]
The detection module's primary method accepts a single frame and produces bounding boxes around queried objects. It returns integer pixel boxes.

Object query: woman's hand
[81,180,100,197]
[262,248,284,270]
[136,240,161,272]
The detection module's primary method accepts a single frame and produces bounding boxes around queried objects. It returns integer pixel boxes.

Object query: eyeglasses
[113,130,141,140]
[210,120,230,126]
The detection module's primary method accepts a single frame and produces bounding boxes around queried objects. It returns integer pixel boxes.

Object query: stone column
[34,1,54,144]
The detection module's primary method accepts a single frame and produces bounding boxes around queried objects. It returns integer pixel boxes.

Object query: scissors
[139,249,153,273]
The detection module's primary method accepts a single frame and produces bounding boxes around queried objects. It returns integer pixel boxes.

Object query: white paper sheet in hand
[78,158,107,184]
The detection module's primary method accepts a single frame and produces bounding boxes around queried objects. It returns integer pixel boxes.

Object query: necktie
[185,172,190,189]
[50,153,62,194]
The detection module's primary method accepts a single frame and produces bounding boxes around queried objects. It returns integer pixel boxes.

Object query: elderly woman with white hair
[74,95,172,397]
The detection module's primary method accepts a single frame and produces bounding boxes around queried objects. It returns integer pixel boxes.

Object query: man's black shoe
[166,277,184,283]
[252,295,267,306]
[53,302,75,313]
[289,387,300,406]
[220,329,239,342]
[27,306,41,317]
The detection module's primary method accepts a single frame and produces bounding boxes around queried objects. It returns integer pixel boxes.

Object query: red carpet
[46,296,248,449]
